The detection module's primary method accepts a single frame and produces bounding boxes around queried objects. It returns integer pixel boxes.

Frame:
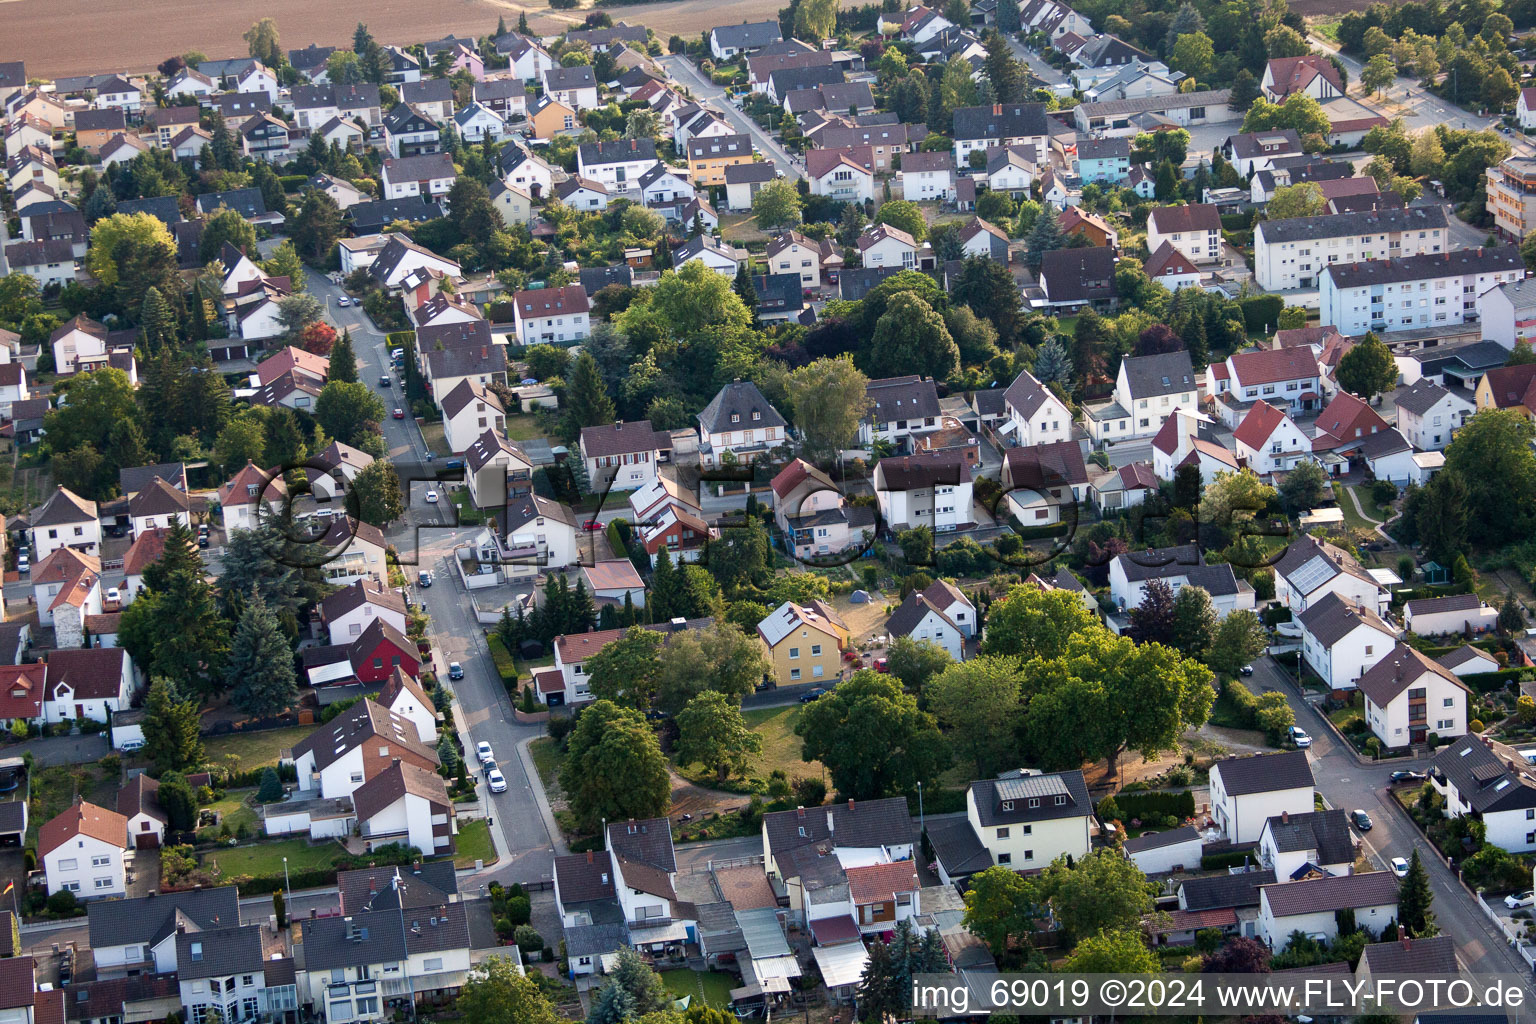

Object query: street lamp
[282,856,290,897]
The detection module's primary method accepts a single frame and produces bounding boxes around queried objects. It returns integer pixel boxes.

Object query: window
[1444,697,1455,706]
[62,882,80,892]
[58,858,77,871]
[94,877,114,889]
[997,853,1012,864]
[790,668,801,680]
[788,647,799,659]
[1023,850,1034,860]
[91,855,111,867]
[811,644,822,656]
[424,958,443,971]
[996,827,1009,839]
[191,943,204,962]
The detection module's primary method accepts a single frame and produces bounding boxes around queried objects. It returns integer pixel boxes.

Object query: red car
[582,519,603,531]
[393,408,405,419]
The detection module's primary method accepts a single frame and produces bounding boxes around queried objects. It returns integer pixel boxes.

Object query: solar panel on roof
[996,775,1070,801]
[1289,556,1335,595]
[1472,762,1506,782]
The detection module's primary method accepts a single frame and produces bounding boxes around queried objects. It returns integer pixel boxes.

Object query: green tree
[329,330,358,384]
[1169,32,1216,81]
[794,671,949,799]
[1410,129,1446,179]
[983,31,1025,103]
[1268,181,1326,219]
[140,677,204,772]
[1398,849,1436,936]
[458,955,564,1024]
[86,212,175,288]
[584,626,664,709]
[198,206,259,265]
[793,0,837,41]
[1064,928,1160,973]
[1024,203,1063,271]
[940,55,979,122]
[276,293,324,334]
[927,656,1020,777]
[995,0,1020,32]
[227,592,298,716]
[751,179,802,231]
[867,293,958,381]
[138,287,178,353]
[785,357,868,460]
[291,189,344,262]
[258,767,285,802]
[1499,589,1526,634]
[1443,409,1536,547]
[315,381,385,447]
[1277,458,1329,511]
[962,865,1044,958]
[559,700,671,831]
[1484,66,1518,110]
[243,17,282,65]
[213,416,267,475]
[1207,610,1269,676]
[262,408,305,468]
[1032,336,1073,388]
[606,948,671,1016]
[1037,850,1155,942]
[1229,68,1261,110]
[674,691,763,781]
[1361,53,1397,95]
[981,584,1099,661]
[349,459,406,526]
[884,635,953,696]
[654,622,770,714]
[875,199,928,242]
[1199,468,1277,529]
[1171,584,1218,658]
[1336,331,1398,398]
[563,349,617,435]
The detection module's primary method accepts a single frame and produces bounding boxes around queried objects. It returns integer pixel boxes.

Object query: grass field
[740,705,822,782]
[454,819,497,868]
[502,415,547,441]
[659,969,738,1008]
[202,726,313,771]
[203,838,344,879]
[1330,482,1378,533]
[529,737,563,800]
[195,791,259,841]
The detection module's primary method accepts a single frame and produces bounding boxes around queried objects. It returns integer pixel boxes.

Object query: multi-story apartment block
[1319,246,1525,336]
[1253,204,1450,291]
[1486,157,1536,241]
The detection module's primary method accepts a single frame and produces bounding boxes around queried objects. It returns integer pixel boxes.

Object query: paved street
[1249,656,1536,992]
[661,56,804,180]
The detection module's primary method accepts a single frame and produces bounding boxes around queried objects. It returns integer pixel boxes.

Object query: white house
[218,462,287,532]
[861,375,942,449]
[999,368,1074,447]
[1319,246,1525,336]
[1403,594,1499,637]
[290,699,439,804]
[807,148,875,204]
[1359,642,1469,747]
[1231,402,1313,476]
[1438,644,1500,678]
[1209,347,1323,425]
[1262,55,1345,103]
[321,580,409,647]
[1297,591,1398,690]
[583,560,647,611]
[1122,826,1204,876]
[441,380,506,453]
[900,151,955,202]
[375,668,438,744]
[45,648,133,725]
[1273,534,1388,615]
[673,235,746,276]
[1519,86,1536,131]
[542,65,599,111]
[949,771,1093,879]
[1084,349,1197,444]
[1253,205,1452,292]
[696,379,788,468]
[40,799,126,899]
[553,176,610,211]
[31,546,102,648]
[1256,809,1355,882]
[370,234,462,291]
[1146,204,1223,266]
[511,284,590,346]
[884,580,975,661]
[576,138,658,198]
[857,224,919,269]
[1394,380,1473,451]
[453,102,508,143]
[1430,734,1536,853]
[1150,409,1239,485]
[500,494,579,573]
[117,773,167,850]
[1208,750,1315,844]
[1107,543,1254,618]
[1257,872,1399,948]
[580,420,670,491]
[381,153,456,201]
[874,452,975,533]
[29,486,101,561]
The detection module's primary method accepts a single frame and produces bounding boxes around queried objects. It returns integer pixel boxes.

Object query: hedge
[278,175,308,193]
[1240,295,1285,333]
[1460,668,1532,693]
[487,635,519,683]
[1201,849,1258,870]
[1098,790,1195,822]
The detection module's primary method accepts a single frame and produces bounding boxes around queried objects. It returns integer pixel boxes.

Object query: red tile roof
[1265,55,1343,99]
[39,798,126,855]
[0,664,45,721]
[1233,400,1289,451]
[845,859,920,905]
[1227,346,1318,388]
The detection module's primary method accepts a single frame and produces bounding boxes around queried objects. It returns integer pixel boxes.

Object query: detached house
[1257,808,1355,881]
[542,65,599,111]
[580,420,671,491]
[117,773,167,850]
[1146,204,1222,266]
[770,459,875,559]
[900,150,956,202]
[45,648,135,725]
[576,138,657,198]
[861,375,941,449]
[511,284,590,346]
[874,452,974,533]
[1394,379,1473,451]
[1221,129,1302,177]
[807,148,875,204]
[1209,346,1322,425]
[30,486,101,561]
[320,580,408,648]
[440,381,505,454]
[929,771,1093,884]
[1208,751,1315,844]
[1085,349,1197,444]
[31,547,102,649]
[1262,55,1344,103]
[1232,401,1312,476]
[1000,440,1088,527]
[1273,533,1387,615]
[1107,543,1252,619]
[1297,592,1398,690]
[1358,642,1469,747]
[1258,872,1399,948]
[999,368,1074,447]
[884,580,975,661]
[951,101,1049,167]
[1430,733,1536,853]
[381,153,457,201]
[757,600,850,686]
[40,799,127,899]
[696,379,788,468]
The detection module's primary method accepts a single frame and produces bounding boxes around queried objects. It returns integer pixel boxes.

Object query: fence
[1474,891,1536,968]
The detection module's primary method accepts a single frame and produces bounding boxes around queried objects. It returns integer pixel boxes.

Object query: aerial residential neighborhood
[3,0,1536,1017]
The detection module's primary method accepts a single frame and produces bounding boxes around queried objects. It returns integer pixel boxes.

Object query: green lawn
[659,969,738,1008]
[202,726,313,771]
[203,837,344,879]
[502,415,546,441]
[1330,483,1377,533]
[454,818,497,868]
[195,791,259,841]
[30,764,118,846]
[529,737,563,799]
[740,705,823,782]
[1349,484,1391,522]
[1311,17,1341,42]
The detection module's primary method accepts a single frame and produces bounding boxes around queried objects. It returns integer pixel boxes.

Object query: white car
[106,587,120,604]
[425,489,439,503]
[1507,890,1536,909]
[487,768,508,793]
[1289,726,1312,749]
[476,741,494,765]
[336,296,350,307]
[1390,856,1409,878]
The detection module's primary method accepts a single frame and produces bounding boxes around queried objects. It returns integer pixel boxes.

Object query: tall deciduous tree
[962,865,1042,959]
[751,178,802,231]
[981,584,1098,661]
[458,955,564,1024]
[868,293,959,381]
[584,626,664,709]
[927,656,1020,777]
[785,357,868,459]
[227,592,299,716]
[794,671,949,799]
[559,700,671,831]
[315,380,385,447]
[654,622,769,714]
[1036,850,1155,942]
[1064,928,1160,973]
[884,635,953,696]
[674,691,763,781]
[1128,578,1178,646]
[243,17,282,65]
[1335,332,1398,398]
[85,212,175,288]
[349,459,406,525]
[1170,584,1218,658]
[1207,609,1269,676]
[1443,409,1536,546]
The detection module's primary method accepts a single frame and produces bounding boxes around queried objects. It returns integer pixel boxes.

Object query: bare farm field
[1,0,866,79]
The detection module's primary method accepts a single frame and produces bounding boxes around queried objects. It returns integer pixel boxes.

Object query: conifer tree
[228,591,299,716]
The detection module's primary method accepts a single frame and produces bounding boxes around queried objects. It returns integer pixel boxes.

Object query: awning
[996,419,1018,435]
[810,916,862,946]
[628,920,691,945]
[813,942,871,990]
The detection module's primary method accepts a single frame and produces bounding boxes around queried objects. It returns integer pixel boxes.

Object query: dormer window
[752,411,761,421]
[1055,795,1066,805]
[1001,800,1013,811]
[1028,798,1039,808]
[191,943,203,962]
[730,413,740,423]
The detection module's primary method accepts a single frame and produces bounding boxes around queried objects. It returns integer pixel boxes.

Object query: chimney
[993,104,1002,115]
[1402,935,1411,951]
[848,799,855,812]
[368,875,377,894]
[586,850,594,863]
[796,806,805,818]
[1280,810,1288,824]
[615,421,623,429]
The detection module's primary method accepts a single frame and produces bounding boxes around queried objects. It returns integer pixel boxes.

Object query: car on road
[1351,809,1373,831]
[337,296,350,307]
[418,570,433,588]
[1390,856,1410,878]
[1240,665,1254,676]
[379,375,391,387]
[487,768,507,793]
[583,519,603,531]
[1289,726,1311,748]
[393,408,405,419]
[1390,769,1427,783]
[448,662,463,680]
[476,741,494,765]
[197,524,210,547]
[16,553,28,574]
[1507,890,1536,909]
[425,489,439,503]
[799,687,828,703]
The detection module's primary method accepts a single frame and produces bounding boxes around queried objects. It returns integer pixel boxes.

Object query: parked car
[1351,809,1372,831]
[799,687,828,703]
[487,768,507,793]
[1390,857,1410,878]
[106,587,120,604]
[583,519,603,531]
[197,525,210,548]
[1390,769,1426,783]
[16,553,28,574]
[393,408,405,419]
[379,375,391,387]
[1240,665,1254,676]
[448,662,463,680]
[336,296,350,307]
[476,741,494,765]
[425,489,439,503]
[1507,890,1536,909]
[1289,726,1311,748]
[418,570,433,588]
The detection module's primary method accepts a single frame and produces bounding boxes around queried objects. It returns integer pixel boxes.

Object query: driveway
[661,56,804,181]
[1250,656,1536,993]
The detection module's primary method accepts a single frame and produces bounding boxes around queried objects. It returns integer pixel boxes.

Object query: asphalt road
[661,56,805,181]
[1249,656,1536,992]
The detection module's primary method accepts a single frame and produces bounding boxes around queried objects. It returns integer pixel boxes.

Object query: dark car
[448,661,463,680]
[1390,769,1426,783]
[1352,809,1373,831]
[799,687,828,703]
[379,375,392,387]
[1240,665,1254,676]
[418,570,433,588]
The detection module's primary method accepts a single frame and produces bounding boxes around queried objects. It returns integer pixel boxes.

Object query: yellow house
[1474,363,1536,418]
[528,96,577,141]
[756,600,849,687]
[686,134,754,187]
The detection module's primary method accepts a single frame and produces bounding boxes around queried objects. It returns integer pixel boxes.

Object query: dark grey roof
[1261,809,1353,864]
[1325,245,1522,289]
[1039,245,1116,301]
[697,379,786,434]
[607,817,676,872]
[1395,379,1455,417]
[544,65,597,91]
[115,196,182,226]
[1004,438,1089,489]
[752,273,804,314]
[194,188,267,219]
[302,902,469,970]
[384,152,455,182]
[712,20,784,50]
[564,922,629,958]
[1213,750,1314,797]
[1120,350,1195,400]
[1355,427,1412,460]
[555,850,617,903]
[402,78,453,106]
[1076,135,1130,161]
[1075,33,1153,66]
[769,65,843,95]
[926,818,994,877]
[1122,824,1201,854]
[839,265,912,301]
[348,196,444,231]
[866,375,941,424]
[970,771,1091,826]
[72,108,126,133]
[1297,591,1394,647]
[1431,734,1536,813]
[383,103,437,135]
[119,462,186,496]
[1111,544,1240,596]
[579,265,633,292]
[1257,203,1451,244]
[87,886,241,948]
[579,138,657,166]
[1224,129,1301,160]
[885,591,959,639]
[1261,871,1399,918]
[763,806,832,856]
[1358,935,1459,975]
[288,44,336,70]
[724,162,777,185]
[338,862,458,914]
[177,925,266,979]
[1179,868,1274,910]
[952,102,1048,143]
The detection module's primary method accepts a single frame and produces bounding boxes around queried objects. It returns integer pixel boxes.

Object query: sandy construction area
[0,0,863,79]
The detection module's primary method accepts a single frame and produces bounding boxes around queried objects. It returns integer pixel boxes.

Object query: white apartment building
[1253,204,1451,291]
[1319,246,1524,335]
